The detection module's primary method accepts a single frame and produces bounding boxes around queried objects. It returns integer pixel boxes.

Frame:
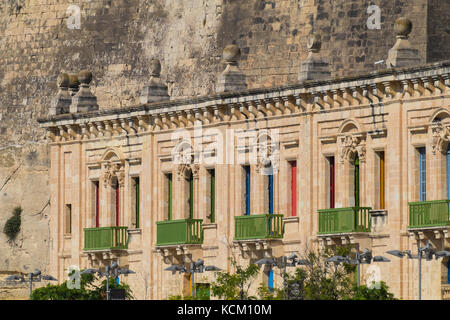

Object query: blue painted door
[245,166,250,215]
[268,269,274,291]
[419,148,426,201]
[268,174,274,235]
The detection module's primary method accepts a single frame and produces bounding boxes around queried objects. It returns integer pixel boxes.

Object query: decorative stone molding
[338,134,366,163]
[101,162,125,187]
[430,123,450,155]
[386,18,421,68]
[255,131,280,175]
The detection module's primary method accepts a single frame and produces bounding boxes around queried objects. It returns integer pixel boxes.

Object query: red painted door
[330,157,335,208]
[291,161,297,216]
[95,181,99,227]
[115,182,119,227]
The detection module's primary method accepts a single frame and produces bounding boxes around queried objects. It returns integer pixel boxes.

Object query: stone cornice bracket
[95,121,105,137]
[213,106,224,121]
[176,111,188,128]
[185,110,196,126]
[340,88,352,106]
[79,123,89,140]
[264,98,277,116]
[256,99,270,117]
[228,103,241,121]
[65,124,78,140]
[88,122,99,138]
[103,121,113,137]
[161,113,172,129]
[330,89,343,107]
[410,78,422,97]
[312,92,324,110]
[443,74,450,89]
[294,94,306,111]
[169,112,180,128]
[203,108,213,124]
[338,133,366,163]
[46,128,58,142]
[350,86,361,105]
[238,102,252,120]
[421,76,433,94]
[401,79,413,98]
[194,108,205,124]
[382,81,395,99]
[282,96,295,114]
[430,123,450,155]
[247,101,259,118]
[273,97,286,115]
[323,91,333,108]
[370,84,382,103]
[431,75,443,94]
[111,119,126,136]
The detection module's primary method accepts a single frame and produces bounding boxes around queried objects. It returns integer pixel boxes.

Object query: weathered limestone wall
[0,0,447,291]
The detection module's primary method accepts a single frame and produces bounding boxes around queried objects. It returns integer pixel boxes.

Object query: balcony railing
[409,200,450,229]
[156,219,203,246]
[83,226,128,251]
[234,214,284,241]
[318,207,371,235]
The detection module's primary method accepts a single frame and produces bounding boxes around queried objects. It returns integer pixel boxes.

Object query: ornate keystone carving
[338,134,366,163]
[431,123,450,155]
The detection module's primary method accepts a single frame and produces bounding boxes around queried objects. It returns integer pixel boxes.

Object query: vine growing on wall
[3,206,22,240]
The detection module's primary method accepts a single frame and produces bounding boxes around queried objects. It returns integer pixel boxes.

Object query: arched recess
[336,119,366,207]
[98,148,127,228]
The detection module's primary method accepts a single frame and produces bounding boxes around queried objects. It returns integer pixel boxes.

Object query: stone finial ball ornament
[394,18,412,37]
[68,73,80,88]
[307,33,322,52]
[150,58,162,77]
[78,70,93,85]
[57,73,70,88]
[223,44,241,63]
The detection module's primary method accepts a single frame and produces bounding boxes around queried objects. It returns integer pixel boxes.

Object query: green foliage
[210,258,260,300]
[4,206,22,240]
[351,281,396,300]
[31,271,133,300]
[257,284,284,300]
[287,247,354,300]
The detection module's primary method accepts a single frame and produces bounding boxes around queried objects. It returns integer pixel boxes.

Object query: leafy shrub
[4,206,22,240]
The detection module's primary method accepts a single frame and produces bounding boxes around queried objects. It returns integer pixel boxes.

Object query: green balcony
[409,200,450,229]
[83,226,128,251]
[234,214,284,241]
[156,219,203,246]
[318,207,371,235]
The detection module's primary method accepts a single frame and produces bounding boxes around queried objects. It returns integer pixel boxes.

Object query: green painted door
[354,155,360,207]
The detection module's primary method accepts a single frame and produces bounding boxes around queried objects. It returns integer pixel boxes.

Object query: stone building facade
[1,0,450,283]
[38,18,450,299]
